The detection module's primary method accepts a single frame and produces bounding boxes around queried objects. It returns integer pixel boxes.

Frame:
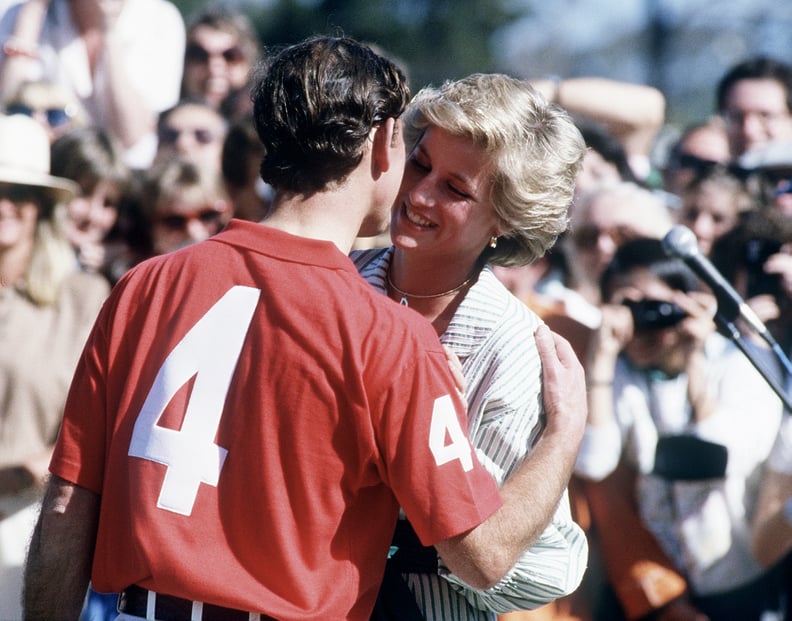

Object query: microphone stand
[714,310,792,413]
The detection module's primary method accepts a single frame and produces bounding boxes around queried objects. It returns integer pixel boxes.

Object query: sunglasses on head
[185,42,245,65]
[156,208,224,231]
[5,103,75,128]
[158,126,218,146]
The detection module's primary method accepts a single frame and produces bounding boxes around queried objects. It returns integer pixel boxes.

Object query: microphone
[661,225,773,342]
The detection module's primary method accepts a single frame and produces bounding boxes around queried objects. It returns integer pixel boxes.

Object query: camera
[623,299,687,331]
[744,238,782,299]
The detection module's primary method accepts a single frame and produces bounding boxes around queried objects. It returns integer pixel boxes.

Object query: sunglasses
[158,126,218,146]
[5,103,75,128]
[156,208,224,231]
[0,184,43,205]
[185,42,245,65]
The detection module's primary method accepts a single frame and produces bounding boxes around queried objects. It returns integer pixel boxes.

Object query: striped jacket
[353,247,587,620]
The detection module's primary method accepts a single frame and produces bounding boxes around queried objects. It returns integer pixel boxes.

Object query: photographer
[575,237,787,620]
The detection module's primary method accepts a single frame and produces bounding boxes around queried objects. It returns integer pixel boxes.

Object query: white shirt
[0,0,185,168]
[354,246,587,620]
[575,335,783,595]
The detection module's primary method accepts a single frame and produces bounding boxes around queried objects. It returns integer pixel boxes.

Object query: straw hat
[0,113,78,203]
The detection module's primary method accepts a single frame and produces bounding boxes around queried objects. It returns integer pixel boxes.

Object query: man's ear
[370,117,397,177]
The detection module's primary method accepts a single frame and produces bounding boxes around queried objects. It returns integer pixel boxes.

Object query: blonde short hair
[402,73,585,266]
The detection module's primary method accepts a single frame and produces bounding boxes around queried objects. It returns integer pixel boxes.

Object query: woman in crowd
[353,73,588,620]
[50,126,131,279]
[0,113,109,619]
[675,166,755,257]
[141,156,231,257]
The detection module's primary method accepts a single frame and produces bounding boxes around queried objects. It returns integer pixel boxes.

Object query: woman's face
[65,181,120,249]
[152,197,229,256]
[0,186,40,253]
[678,182,741,256]
[390,126,499,267]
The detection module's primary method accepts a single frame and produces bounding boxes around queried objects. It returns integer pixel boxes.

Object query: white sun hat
[0,113,78,203]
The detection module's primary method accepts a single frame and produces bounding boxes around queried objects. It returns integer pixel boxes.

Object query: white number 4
[429,395,473,472]
[128,286,260,516]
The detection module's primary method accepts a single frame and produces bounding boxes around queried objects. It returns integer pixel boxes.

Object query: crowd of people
[1,1,792,621]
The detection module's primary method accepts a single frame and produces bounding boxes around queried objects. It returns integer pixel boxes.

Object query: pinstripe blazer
[353,247,587,620]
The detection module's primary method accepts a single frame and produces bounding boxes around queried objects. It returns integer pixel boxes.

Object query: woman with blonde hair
[354,73,588,620]
[0,113,109,619]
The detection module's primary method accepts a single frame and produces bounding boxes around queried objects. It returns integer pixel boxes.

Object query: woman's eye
[408,156,429,171]
[448,184,470,199]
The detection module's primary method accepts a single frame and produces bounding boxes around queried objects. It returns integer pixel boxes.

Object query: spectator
[0,0,186,169]
[141,157,231,256]
[3,78,86,142]
[50,126,131,278]
[575,237,787,619]
[181,5,261,115]
[0,113,108,620]
[710,208,792,358]
[559,181,673,325]
[662,117,731,196]
[716,56,792,160]
[154,98,228,175]
[675,166,755,256]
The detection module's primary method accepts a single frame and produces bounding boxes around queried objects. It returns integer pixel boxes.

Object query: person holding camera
[575,237,787,620]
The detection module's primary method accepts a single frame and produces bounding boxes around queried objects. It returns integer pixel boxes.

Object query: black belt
[118,585,275,621]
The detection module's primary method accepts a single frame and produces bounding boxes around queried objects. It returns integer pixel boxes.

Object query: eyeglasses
[5,103,76,127]
[185,42,245,65]
[675,153,724,174]
[158,126,219,146]
[155,208,225,231]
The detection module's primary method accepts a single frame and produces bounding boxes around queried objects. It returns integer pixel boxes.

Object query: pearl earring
[489,236,498,249]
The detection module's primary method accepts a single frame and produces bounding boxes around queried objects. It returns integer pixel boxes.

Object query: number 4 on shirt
[128,286,260,516]
[429,394,474,472]
[128,284,473,517]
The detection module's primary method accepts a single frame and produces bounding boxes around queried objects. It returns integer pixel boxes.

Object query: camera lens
[623,299,687,330]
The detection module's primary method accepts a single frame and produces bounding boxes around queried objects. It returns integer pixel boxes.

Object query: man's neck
[263,177,374,256]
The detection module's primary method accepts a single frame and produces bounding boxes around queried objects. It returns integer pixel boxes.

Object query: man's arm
[435,324,588,589]
[23,475,100,621]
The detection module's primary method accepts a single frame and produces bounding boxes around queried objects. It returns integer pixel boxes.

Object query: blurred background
[172,0,792,145]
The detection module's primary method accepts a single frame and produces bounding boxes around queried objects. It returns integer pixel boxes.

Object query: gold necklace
[386,268,474,307]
